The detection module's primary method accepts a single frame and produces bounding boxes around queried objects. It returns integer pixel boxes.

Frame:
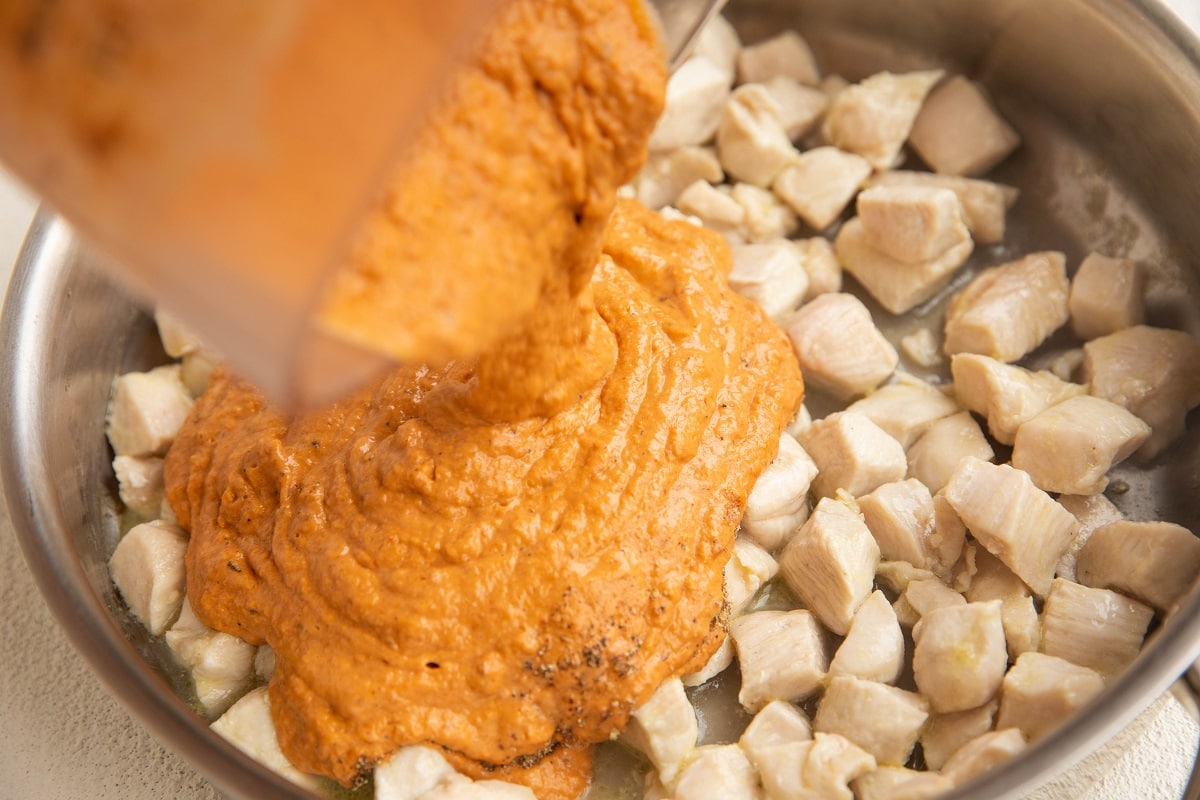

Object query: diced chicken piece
[154,308,203,358]
[1000,595,1040,661]
[730,242,809,322]
[691,14,741,82]
[1011,395,1150,495]
[726,537,780,616]
[929,492,968,580]
[800,411,907,499]
[1082,325,1200,458]
[920,700,998,771]
[900,328,942,369]
[731,609,828,711]
[890,595,920,629]
[1076,520,1200,611]
[635,146,724,210]
[803,733,878,800]
[422,779,535,800]
[785,403,814,439]
[942,458,1077,596]
[1055,493,1123,582]
[108,519,189,635]
[718,84,799,187]
[949,541,980,595]
[965,549,1037,659]
[676,180,745,238]
[943,252,1070,362]
[909,76,1020,176]
[913,600,1007,713]
[822,70,944,170]
[1068,253,1146,340]
[939,728,1026,787]
[106,364,195,457]
[778,497,880,635]
[773,147,872,231]
[732,183,800,242]
[211,687,322,790]
[376,744,462,800]
[858,479,935,568]
[738,31,820,86]
[857,184,971,264]
[643,772,671,800]
[742,434,818,551]
[254,645,276,681]
[903,579,966,620]
[785,293,898,400]
[950,353,1085,445]
[1040,578,1153,677]
[762,76,829,140]
[649,57,733,151]
[682,634,735,687]
[741,700,813,762]
[868,171,1018,245]
[814,677,930,764]
[660,206,703,226]
[828,589,905,684]
[1048,347,1085,383]
[790,236,841,299]
[623,677,698,783]
[820,74,850,102]
[846,376,959,449]
[852,767,954,800]
[112,454,165,519]
[907,411,994,495]
[996,652,1104,742]
[166,598,255,717]
[835,216,973,315]
[673,744,763,800]
[874,561,939,595]
[181,348,221,397]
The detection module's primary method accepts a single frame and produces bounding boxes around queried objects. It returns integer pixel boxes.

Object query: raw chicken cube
[762,76,829,140]
[718,84,799,187]
[742,433,818,551]
[1082,324,1200,458]
[856,184,972,264]
[166,599,256,717]
[737,31,820,86]
[773,147,872,231]
[691,14,741,83]
[672,744,763,800]
[853,767,954,800]
[828,589,905,684]
[1076,520,1200,611]
[790,236,841,299]
[726,537,780,616]
[1040,578,1153,677]
[950,353,1085,445]
[106,364,195,457]
[943,252,1070,362]
[730,242,809,322]
[835,216,973,314]
[785,293,898,400]
[623,677,698,783]
[942,458,1077,596]
[906,411,994,495]
[867,171,1018,244]
[800,411,907,499]
[108,519,189,635]
[858,479,935,568]
[779,496,881,635]
[649,57,732,151]
[908,76,1020,176]
[112,454,165,519]
[376,745,463,800]
[1055,493,1124,582]
[814,676,930,764]
[822,70,944,170]
[676,180,745,238]
[634,146,724,210]
[212,688,323,790]
[1011,395,1150,495]
[939,728,1026,787]
[995,652,1104,741]
[1068,253,1146,340]
[920,700,998,771]
[912,600,1007,713]
[731,182,800,242]
[846,376,959,449]
[731,609,829,711]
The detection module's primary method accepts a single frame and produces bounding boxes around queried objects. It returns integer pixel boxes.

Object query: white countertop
[4,3,1200,797]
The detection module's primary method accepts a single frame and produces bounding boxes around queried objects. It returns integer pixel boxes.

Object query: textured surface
[4,1,1200,794]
